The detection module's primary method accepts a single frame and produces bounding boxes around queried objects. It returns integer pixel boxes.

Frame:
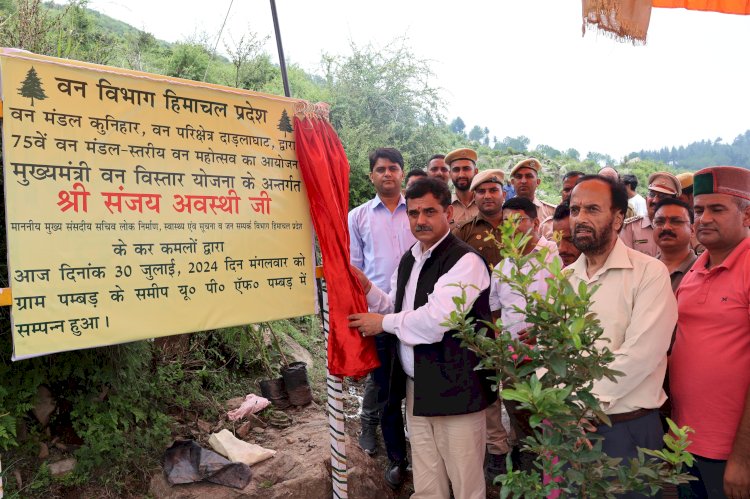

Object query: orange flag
[653,0,750,14]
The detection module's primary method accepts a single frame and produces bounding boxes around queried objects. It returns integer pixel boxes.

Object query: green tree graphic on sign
[18,66,47,106]
[277,109,293,137]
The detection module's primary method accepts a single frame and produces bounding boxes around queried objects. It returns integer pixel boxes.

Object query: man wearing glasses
[652,198,697,292]
[620,172,682,257]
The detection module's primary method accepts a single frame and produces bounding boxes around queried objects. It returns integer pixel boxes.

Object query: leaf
[548,355,566,377]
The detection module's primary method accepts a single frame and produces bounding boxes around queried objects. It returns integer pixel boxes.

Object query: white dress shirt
[567,238,677,414]
[366,231,490,377]
[489,236,560,338]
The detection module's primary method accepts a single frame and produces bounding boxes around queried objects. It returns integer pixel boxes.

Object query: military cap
[510,158,542,177]
[676,172,694,190]
[648,172,682,196]
[693,166,750,201]
[470,169,505,191]
[445,148,477,165]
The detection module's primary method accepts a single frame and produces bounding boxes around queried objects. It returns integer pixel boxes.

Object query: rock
[252,427,265,434]
[54,441,68,452]
[38,442,49,459]
[236,422,252,439]
[149,410,398,499]
[197,419,212,434]
[281,334,314,369]
[32,386,56,428]
[49,458,76,476]
[225,397,245,411]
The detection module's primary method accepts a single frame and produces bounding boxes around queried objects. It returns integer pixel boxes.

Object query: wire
[203,0,234,82]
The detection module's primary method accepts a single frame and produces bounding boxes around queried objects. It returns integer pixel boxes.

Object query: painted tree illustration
[18,66,47,106]
[277,109,293,137]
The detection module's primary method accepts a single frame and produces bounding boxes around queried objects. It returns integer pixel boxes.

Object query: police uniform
[451,168,512,464]
[453,214,503,269]
[445,147,480,226]
[620,172,681,258]
[620,215,658,257]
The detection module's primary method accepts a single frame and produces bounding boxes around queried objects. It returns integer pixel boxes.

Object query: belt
[599,408,655,426]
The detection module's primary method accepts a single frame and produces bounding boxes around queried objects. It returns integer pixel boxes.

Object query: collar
[642,215,652,229]
[693,237,750,275]
[411,229,451,260]
[673,250,698,275]
[373,193,406,210]
[451,192,476,209]
[569,238,633,282]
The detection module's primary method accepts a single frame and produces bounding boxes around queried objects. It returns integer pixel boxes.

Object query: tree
[497,135,530,153]
[165,42,211,81]
[468,125,484,142]
[224,29,269,88]
[323,40,449,208]
[277,109,293,137]
[534,144,561,158]
[450,116,466,135]
[17,66,46,106]
[564,148,580,161]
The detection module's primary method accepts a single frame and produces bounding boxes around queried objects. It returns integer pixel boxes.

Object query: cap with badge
[445,148,477,165]
[693,166,750,200]
[676,172,694,191]
[648,172,682,196]
[510,158,542,177]
[469,169,506,191]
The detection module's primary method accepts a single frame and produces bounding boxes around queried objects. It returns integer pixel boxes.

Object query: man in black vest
[349,177,496,499]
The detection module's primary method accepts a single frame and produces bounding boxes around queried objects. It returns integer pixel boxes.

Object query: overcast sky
[80,0,750,160]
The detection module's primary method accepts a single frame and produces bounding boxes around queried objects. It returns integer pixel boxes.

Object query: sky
[80,0,750,160]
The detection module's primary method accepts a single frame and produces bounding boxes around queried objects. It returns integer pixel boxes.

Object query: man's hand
[724,452,750,499]
[348,313,384,337]
[350,265,372,294]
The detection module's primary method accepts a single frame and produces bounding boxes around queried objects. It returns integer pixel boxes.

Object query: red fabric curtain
[294,103,379,378]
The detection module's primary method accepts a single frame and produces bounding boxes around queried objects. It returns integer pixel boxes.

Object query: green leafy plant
[445,217,694,498]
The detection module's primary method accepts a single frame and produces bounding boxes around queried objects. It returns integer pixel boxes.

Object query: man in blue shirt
[349,147,416,488]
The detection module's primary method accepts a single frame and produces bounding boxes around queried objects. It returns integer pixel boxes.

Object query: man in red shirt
[669,166,750,499]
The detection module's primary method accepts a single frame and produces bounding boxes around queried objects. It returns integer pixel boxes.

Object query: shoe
[485,452,508,484]
[384,459,409,489]
[358,424,378,456]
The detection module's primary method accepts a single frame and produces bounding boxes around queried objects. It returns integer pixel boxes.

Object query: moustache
[415,225,432,233]
[659,230,677,239]
[574,223,595,233]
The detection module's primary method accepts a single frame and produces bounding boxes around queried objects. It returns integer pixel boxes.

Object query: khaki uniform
[452,213,512,457]
[453,214,503,269]
[450,195,479,227]
[539,215,554,239]
[532,197,556,224]
[620,215,658,257]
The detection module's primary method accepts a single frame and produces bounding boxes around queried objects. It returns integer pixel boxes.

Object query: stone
[197,419,212,434]
[32,386,56,428]
[281,334,314,369]
[49,458,77,476]
[252,427,265,434]
[38,442,49,459]
[236,422,252,440]
[225,397,245,412]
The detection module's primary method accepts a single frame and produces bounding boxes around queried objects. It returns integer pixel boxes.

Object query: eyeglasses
[652,217,689,228]
[647,190,675,200]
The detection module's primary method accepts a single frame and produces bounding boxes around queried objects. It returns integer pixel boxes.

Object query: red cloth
[294,111,379,378]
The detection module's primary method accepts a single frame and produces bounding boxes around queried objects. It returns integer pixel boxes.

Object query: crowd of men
[346,147,750,499]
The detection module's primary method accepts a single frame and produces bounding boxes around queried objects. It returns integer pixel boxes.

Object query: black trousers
[598,410,665,499]
[360,333,407,463]
[679,455,727,499]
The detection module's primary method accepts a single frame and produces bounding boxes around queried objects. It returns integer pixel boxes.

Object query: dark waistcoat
[392,232,496,417]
